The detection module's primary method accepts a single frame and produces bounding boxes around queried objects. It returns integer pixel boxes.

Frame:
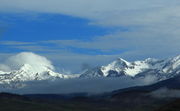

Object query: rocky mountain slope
[81,55,180,80]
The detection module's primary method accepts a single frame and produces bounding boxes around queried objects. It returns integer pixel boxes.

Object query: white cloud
[2,76,157,94]
[0,0,180,27]
[45,53,120,73]
[0,64,11,72]
[44,29,180,59]
[0,41,33,45]
[151,88,180,98]
[0,0,180,71]
[5,52,55,72]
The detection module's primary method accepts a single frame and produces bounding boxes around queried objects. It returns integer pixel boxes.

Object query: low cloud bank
[151,88,180,98]
[1,76,158,94]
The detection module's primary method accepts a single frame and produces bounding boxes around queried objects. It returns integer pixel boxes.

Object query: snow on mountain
[0,52,80,85]
[0,64,79,85]
[161,55,180,74]
[80,55,180,79]
[101,58,152,77]
[0,52,180,89]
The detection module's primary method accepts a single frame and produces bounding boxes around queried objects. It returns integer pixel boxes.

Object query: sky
[0,0,180,73]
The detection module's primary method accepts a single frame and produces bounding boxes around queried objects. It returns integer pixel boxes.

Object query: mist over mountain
[0,52,179,94]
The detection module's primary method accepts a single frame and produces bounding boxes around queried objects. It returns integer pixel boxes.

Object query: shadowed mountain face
[156,99,180,111]
[0,93,63,111]
[0,92,163,111]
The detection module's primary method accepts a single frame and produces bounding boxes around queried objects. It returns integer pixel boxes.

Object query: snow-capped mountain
[0,54,180,88]
[80,55,180,80]
[0,64,79,85]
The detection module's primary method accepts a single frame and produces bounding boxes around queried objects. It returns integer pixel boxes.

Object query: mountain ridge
[0,55,179,87]
[81,55,180,80]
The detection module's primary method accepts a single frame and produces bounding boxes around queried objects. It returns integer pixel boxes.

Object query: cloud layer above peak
[1,0,180,27]
[0,52,55,72]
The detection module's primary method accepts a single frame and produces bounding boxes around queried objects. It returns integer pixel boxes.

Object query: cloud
[0,0,180,27]
[1,76,157,94]
[0,0,180,72]
[0,64,11,72]
[0,41,33,45]
[44,29,180,59]
[141,75,158,85]
[45,53,120,73]
[5,52,55,72]
[150,88,180,98]
[13,45,60,52]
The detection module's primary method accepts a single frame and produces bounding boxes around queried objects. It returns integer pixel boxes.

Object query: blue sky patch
[0,13,115,42]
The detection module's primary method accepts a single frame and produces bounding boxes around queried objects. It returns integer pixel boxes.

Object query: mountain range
[81,55,180,79]
[0,55,180,87]
[1,73,180,111]
[0,55,180,111]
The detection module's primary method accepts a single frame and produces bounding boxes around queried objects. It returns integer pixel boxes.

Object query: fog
[151,87,180,98]
[0,75,158,94]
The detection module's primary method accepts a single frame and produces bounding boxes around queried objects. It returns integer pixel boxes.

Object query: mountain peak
[117,57,129,63]
[19,63,53,75]
[117,58,127,62]
[81,55,180,78]
[0,64,78,85]
[112,58,130,67]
